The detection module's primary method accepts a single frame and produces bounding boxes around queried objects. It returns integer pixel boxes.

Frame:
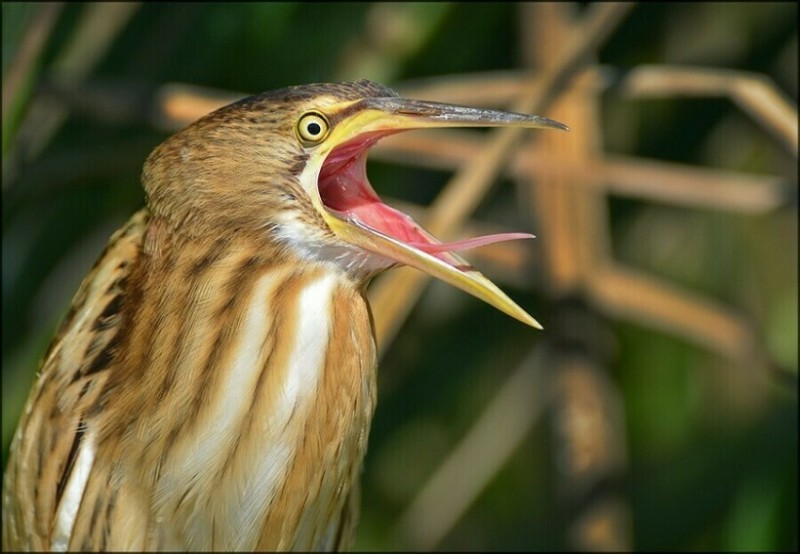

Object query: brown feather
[3,81,391,551]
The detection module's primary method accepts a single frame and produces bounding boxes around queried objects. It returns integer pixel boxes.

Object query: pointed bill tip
[528,316,545,331]
[507,305,544,330]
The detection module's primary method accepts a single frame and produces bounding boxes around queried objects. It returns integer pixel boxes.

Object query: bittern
[2,80,566,551]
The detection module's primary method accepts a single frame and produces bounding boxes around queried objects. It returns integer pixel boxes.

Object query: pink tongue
[319,153,534,258]
[345,200,533,255]
[408,232,534,253]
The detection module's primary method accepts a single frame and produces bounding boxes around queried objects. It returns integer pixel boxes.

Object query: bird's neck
[97,216,378,550]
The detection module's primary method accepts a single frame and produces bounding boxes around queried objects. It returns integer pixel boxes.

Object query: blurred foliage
[2,2,797,551]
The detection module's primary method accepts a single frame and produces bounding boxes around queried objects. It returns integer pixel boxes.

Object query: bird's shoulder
[39,208,148,397]
[2,209,149,551]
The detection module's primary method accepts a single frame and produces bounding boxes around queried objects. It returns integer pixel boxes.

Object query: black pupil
[307,121,321,136]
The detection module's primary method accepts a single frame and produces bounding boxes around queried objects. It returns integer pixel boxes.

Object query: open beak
[311,97,568,329]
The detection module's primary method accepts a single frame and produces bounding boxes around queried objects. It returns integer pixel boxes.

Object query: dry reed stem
[587,262,762,364]
[1,3,64,124]
[372,133,788,214]
[524,4,631,551]
[393,347,553,550]
[616,65,798,154]
[552,356,631,552]
[8,3,141,168]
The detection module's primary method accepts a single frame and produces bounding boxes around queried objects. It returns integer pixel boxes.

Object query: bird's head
[143,80,567,328]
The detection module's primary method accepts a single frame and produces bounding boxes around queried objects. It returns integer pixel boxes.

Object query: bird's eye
[297,112,330,144]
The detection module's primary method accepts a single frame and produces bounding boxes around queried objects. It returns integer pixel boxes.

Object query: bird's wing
[2,210,149,552]
[329,476,361,551]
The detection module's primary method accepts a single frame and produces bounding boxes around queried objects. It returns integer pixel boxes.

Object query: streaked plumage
[2,81,565,551]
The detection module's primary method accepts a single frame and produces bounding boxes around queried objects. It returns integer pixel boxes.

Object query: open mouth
[317,134,534,268]
[308,95,565,329]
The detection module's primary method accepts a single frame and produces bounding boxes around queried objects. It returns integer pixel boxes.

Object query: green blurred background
[2,3,797,551]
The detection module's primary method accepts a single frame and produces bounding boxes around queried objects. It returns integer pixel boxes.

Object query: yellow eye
[297,112,330,144]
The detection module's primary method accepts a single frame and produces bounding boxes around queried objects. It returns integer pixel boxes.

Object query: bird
[2,80,566,551]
